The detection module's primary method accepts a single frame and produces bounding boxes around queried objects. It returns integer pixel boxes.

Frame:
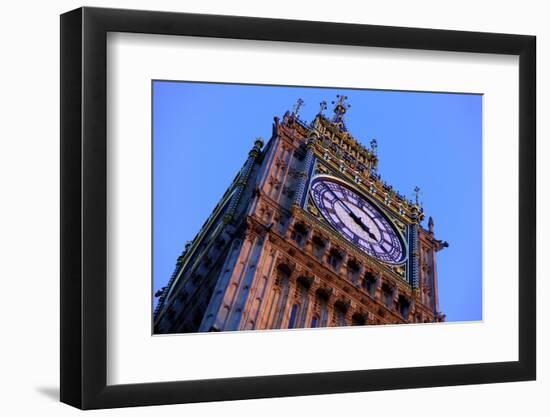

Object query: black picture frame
[60,6,536,410]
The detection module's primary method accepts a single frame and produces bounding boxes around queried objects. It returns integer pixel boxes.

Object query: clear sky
[153,80,482,322]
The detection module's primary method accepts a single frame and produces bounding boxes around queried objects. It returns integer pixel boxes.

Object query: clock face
[310,177,406,265]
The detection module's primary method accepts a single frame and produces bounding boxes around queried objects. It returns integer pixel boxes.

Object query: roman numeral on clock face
[334,220,345,229]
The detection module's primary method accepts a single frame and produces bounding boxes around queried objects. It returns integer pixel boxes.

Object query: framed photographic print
[60,6,536,410]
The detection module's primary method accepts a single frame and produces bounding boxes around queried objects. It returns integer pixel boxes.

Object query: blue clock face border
[309,175,408,265]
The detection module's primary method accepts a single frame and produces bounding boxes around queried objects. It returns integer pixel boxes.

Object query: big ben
[154,95,448,334]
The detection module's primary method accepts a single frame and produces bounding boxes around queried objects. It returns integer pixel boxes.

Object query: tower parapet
[280,97,424,225]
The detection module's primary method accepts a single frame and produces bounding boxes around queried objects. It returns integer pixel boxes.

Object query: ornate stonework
[154,98,448,334]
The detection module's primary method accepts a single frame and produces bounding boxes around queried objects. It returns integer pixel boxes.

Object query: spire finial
[318,100,327,115]
[331,95,351,129]
[249,137,264,157]
[413,186,421,206]
[292,98,305,118]
[334,94,349,109]
[370,138,378,155]
[428,216,435,234]
[254,137,264,148]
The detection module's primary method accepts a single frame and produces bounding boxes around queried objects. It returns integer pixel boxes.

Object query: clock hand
[326,187,360,224]
[326,188,377,240]
[355,217,377,240]
[350,213,377,240]
[326,187,354,216]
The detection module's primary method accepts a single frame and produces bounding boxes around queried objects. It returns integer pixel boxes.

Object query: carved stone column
[285,217,297,240]
[226,139,264,220]
[304,227,315,254]
[344,301,355,326]
[282,276,299,329]
[352,262,365,287]
[320,287,334,328]
[302,279,319,327]
[293,135,317,208]
[319,239,331,264]
[374,272,383,301]
[409,221,420,289]
[339,251,349,277]
[390,286,399,312]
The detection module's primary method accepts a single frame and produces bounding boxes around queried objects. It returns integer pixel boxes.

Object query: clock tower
[154,96,448,334]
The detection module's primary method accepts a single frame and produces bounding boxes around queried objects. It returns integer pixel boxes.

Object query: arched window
[363,271,377,296]
[334,301,348,327]
[310,316,319,328]
[291,222,308,246]
[347,259,361,283]
[290,277,311,329]
[311,235,326,260]
[288,304,299,328]
[352,312,367,326]
[327,248,343,271]
[381,284,394,309]
[276,263,292,279]
[266,263,292,329]
[315,288,330,327]
[397,295,411,320]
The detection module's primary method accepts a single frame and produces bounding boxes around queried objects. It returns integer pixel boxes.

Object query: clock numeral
[344,191,356,204]
[334,220,345,229]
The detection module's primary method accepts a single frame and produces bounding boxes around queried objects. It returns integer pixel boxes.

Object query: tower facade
[154,97,448,334]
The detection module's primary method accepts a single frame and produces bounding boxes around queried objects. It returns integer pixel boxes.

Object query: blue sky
[153,80,482,322]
